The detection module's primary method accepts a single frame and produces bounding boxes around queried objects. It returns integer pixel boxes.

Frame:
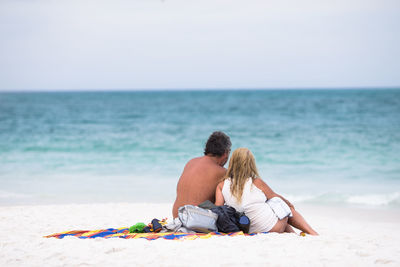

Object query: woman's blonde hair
[224,148,260,203]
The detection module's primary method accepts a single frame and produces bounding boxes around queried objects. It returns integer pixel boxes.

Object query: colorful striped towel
[44,228,265,240]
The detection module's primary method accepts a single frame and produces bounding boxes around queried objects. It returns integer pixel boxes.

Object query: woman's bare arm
[215,181,225,206]
[253,178,294,209]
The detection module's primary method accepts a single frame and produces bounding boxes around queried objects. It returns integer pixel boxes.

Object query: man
[172,131,231,218]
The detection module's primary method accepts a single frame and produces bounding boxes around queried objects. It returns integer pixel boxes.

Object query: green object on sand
[129,223,147,233]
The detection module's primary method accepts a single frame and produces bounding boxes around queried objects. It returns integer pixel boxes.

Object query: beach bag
[178,205,218,233]
[211,205,250,233]
[267,197,293,220]
[198,200,250,233]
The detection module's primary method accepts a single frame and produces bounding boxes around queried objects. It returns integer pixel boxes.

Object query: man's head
[204,131,231,166]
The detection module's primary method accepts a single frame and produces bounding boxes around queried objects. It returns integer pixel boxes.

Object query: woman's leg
[284,224,295,233]
[269,217,288,233]
[288,208,318,235]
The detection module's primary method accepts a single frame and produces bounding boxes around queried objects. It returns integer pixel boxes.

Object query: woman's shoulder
[252,177,263,185]
[219,177,234,189]
[217,178,229,189]
[252,177,267,190]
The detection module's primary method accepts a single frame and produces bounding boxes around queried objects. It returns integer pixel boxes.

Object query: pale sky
[0,0,399,91]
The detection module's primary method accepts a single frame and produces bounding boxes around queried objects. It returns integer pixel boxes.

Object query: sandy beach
[1,0,399,265]
[1,203,399,266]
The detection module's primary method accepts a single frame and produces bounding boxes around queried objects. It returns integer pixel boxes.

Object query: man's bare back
[172,155,227,218]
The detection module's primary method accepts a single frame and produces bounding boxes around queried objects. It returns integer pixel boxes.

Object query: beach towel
[44,227,265,241]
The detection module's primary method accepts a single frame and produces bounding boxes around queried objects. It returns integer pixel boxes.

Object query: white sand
[0,203,399,266]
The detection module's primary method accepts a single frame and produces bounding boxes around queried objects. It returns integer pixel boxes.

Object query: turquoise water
[1,89,399,207]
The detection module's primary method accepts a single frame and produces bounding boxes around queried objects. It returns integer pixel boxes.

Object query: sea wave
[287,192,400,207]
[1,189,399,208]
[347,192,400,206]
[0,190,31,199]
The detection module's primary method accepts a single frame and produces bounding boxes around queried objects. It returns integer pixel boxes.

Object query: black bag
[198,200,250,233]
[211,206,250,234]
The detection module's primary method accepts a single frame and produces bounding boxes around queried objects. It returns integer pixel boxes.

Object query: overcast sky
[0,0,399,91]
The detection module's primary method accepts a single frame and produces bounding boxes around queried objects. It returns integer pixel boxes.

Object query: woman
[215,148,318,235]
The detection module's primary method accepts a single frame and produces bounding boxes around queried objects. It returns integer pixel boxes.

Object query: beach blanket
[44,227,264,240]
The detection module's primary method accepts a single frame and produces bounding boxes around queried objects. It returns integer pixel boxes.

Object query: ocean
[0,89,399,208]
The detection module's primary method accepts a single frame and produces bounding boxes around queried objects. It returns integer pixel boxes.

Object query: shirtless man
[172,131,231,218]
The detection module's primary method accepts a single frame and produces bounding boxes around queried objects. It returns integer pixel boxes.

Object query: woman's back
[222,178,278,233]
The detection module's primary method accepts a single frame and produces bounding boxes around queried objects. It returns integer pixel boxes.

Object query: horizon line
[0,86,399,93]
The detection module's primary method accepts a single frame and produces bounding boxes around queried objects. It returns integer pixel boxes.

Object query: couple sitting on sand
[172,131,318,235]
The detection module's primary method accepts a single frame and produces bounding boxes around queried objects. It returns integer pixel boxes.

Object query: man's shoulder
[185,156,204,166]
[185,156,226,173]
[216,165,227,174]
